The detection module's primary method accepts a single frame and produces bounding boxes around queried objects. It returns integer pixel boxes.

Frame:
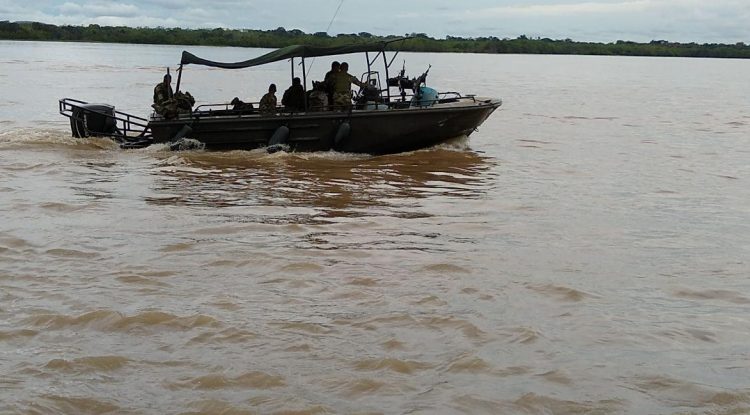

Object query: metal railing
[59,98,151,139]
[175,91,477,119]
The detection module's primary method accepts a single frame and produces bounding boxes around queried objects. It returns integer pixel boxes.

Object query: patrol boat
[59,39,502,154]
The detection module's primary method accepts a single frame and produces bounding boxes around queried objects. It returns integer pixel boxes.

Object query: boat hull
[148,98,501,154]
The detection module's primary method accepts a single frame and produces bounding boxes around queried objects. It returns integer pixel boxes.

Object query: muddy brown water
[1,41,750,414]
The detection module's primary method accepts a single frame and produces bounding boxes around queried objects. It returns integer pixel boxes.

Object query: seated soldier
[259,83,277,115]
[230,97,254,112]
[282,77,305,112]
[152,73,194,119]
[152,73,174,116]
[307,81,329,112]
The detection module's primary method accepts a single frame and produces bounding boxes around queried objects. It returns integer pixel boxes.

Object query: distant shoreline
[2,21,749,59]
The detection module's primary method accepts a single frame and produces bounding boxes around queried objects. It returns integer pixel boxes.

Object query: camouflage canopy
[180,38,409,69]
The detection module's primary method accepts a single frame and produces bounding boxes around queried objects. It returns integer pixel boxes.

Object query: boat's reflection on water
[146,141,496,221]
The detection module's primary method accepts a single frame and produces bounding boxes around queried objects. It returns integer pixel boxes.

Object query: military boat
[59,39,502,154]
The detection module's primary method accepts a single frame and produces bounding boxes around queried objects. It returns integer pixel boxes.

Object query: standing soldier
[331,62,367,111]
[323,61,340,109]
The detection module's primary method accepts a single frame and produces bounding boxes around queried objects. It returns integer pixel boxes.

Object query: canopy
[180,38,409,69]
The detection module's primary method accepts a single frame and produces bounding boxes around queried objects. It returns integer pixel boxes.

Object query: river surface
[1,41,749,414]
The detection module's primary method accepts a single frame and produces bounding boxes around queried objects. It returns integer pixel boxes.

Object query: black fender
[333,121,350,146]
[172,124,193,141]
[267,125,290,153]
[269,125,289,146]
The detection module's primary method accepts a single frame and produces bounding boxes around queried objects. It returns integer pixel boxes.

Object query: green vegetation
[2,21,750,59]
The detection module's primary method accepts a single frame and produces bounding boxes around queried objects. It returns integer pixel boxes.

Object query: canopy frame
[174,38,411,107]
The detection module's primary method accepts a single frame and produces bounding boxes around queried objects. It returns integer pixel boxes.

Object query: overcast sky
[2,0,749,43]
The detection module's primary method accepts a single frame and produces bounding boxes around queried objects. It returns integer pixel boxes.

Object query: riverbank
[2,20,750,59]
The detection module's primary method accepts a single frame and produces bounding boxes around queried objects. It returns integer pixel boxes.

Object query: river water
[1,41,749,414]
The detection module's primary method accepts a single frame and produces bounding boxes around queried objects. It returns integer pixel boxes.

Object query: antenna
[306,0,345,78]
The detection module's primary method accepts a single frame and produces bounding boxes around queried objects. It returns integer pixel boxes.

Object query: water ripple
[24,310,222,332]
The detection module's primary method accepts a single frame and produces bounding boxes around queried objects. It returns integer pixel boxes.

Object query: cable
[325,0,345,34]
[306,0,345,77]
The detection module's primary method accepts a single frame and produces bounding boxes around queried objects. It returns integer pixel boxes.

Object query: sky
[2,0,749,44]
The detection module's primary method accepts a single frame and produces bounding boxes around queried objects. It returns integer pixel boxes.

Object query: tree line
[2,21,750,59]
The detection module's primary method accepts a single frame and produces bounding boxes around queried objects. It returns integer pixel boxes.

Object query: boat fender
[267,125,290,153]
[334,121,350,145]
[171,124,193,141]
[269,125,289,146]
[168,124,197,150]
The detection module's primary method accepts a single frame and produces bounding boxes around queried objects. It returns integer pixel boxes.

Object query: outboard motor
[70,103,118,138]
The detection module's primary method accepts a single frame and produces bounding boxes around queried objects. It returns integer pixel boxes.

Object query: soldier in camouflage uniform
[330,62,367,111]
[307,81,329,112]
[259,84,277,115]
[323,61,340,109]
[152,73,195,119]
[152,74,174,116]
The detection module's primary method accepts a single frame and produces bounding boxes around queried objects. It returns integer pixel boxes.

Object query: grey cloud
[0,0,39,15]
[5,0,750,43]
[58,1,140,18]
[146,0,189,8]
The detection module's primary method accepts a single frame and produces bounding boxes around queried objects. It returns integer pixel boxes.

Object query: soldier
[330,62,367,111]
[324,61,340,84]
[152,73,174,116]
[282,77,305,112]
[259,83,277,115]
[307,81,329,112]
[323,61,340,108]
[230,97,254,111]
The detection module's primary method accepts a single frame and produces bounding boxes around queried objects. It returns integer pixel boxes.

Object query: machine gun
[414,65,431,88]
[387,62,432,102]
